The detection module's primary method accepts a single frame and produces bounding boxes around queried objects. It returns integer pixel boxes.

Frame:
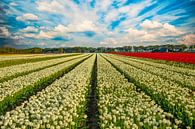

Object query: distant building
[131,46,135,52]
[184,47,195,52]
[159,47,169,52]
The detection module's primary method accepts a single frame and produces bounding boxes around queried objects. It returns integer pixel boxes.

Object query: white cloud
[10,2,18,6]
[152,9,186,23]
[140,20,182,36]
[23,33,36,38]
[12,35,24,40]
[0,27,11,38]
[20,26,39,33]
[36,0,65,13]
[22,24,68,39]
[142,34,156,41]
[140,20,162,29]
[100,38,118,45]
[99,22,183,47]
[37,31,54,38]
[95,0,112,12]
[121,1,152,18]
[179,34,195,45]
[22,21,98,39]
[37,24,68,38]
[104,0,153,24]
[36,0,100,32]
[162,23,182,35]
[16,13,39,21]
[45,21,98,34]
[100,23,184,47]
[40,26,46,30]
[67,20,98,32]
[124,28,156,42]
[22,31,51,39]
[38,42,47,46]
[121,20,183,44]
[54,24,69,33]
[23,31,54,39]
[116,1,173,31]
[104,10,119,23]
[125,28,147,36]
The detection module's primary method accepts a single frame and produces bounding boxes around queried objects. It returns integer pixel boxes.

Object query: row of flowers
[0,54,85,82]
[0,54,67,62]
[0,53,80,68]
[0,55,89,102]
[103,54,195,127]
[97,55,180,129]
[120,55,195,76]
[0,55,95,128]
[109,52,195,65]
[109,54,195,90]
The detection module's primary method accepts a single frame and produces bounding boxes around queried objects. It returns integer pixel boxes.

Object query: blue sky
[0,0,195,48]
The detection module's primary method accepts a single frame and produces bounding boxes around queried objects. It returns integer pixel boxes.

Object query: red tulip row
[109,52,195,64]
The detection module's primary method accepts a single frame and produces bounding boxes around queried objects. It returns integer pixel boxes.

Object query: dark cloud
[0,38,14,47]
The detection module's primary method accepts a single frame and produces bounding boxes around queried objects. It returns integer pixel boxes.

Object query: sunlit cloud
[16,13,39,21]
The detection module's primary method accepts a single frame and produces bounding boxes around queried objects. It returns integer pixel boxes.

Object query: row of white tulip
[0,54,85,81]
[0,54,68,61]
[103,54,195,127]
[0,55,89,101]
[0,54,42,61]
[0,55,95,129]
[108,54,195,90]
[97,55,179,129]
[111,54,195,76]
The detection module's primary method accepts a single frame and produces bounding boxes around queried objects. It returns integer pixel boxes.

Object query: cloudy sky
[0,0,195,48]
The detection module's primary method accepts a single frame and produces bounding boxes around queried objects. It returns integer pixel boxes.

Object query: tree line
[0,44,194,54]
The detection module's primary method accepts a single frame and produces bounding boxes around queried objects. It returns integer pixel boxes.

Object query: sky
[0,0,195,48]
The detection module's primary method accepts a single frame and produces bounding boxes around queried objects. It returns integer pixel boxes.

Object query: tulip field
[109,52,195,64]
[0,53,194,128]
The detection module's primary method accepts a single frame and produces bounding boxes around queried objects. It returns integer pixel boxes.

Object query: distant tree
[31,48,42,53]
[58,48,64,53]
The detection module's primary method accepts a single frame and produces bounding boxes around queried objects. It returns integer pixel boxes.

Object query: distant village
[113,44,195,53]
[0,44,194,54]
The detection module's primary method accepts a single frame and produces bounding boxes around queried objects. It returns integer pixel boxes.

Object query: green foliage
[58,47,64,53]
[0,47,42,54]
[0,44,193,54]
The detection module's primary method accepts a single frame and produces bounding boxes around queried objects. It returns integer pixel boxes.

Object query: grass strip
[85,54,100,129]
